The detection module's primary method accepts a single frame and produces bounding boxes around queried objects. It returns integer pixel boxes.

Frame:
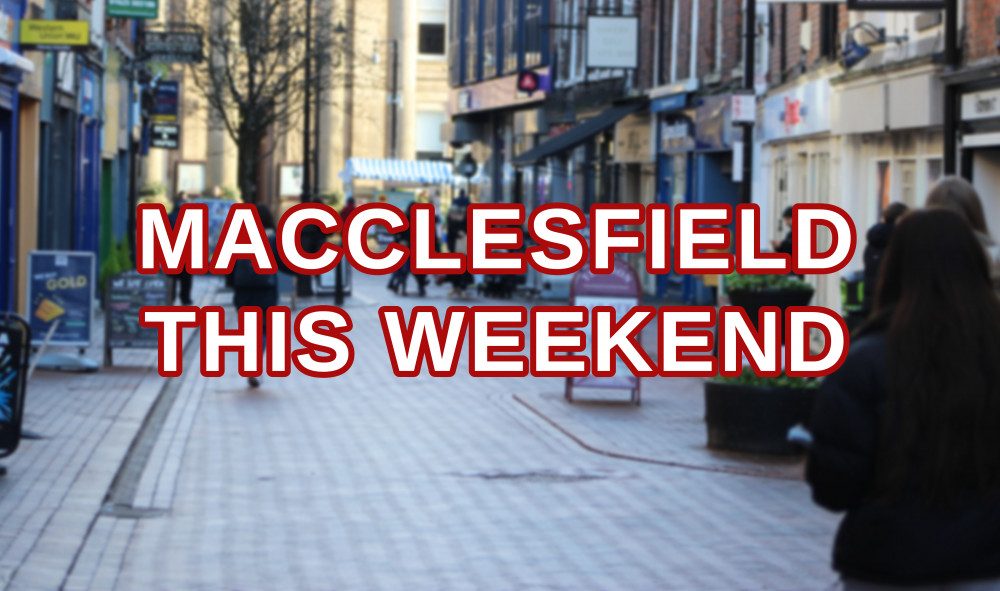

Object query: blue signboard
[27,251,95,347]
[80,67,97,118]
[651,93,687,114]
[153,81,179,122]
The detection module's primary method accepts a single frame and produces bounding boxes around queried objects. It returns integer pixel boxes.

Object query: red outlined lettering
[784,307,849,377]
[589,204,645,273]
[673,204,733,275]
[266,307,293,377]
[734,204,790,274]
[792,204,857,274]
[200,306,264,378]
[139,307,199,377]
[529,307,589,377]
[466,204,526,274]
[378,306,469,377]
[718,306,782,377]
[410,203,464,274]
[658,306,717,377]
[292,306,355,377]
[646,204,671,274]
[526,204,588,275]
[468,307,528,377]
[209,204,278,274]
[277,203,343,275]
[342,203,409,274]
[592,306,657,377]
[137,203,209,274]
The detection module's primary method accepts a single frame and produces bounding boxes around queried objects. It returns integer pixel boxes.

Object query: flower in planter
[725,273,815,293]
[712,372,819,389]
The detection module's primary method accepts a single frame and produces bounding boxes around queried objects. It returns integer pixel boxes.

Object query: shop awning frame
[339,158,456,185]
[512,101,646,167]
[0,48,34,74]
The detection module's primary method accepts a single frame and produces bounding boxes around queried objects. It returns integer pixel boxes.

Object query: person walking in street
[168,192,194,306]
[770,206,795,256]
[925,176,1000,292]
[861,201,908,316]
[446,190,473,297]
[806,208,1000,590]
[233,203,285,389]
[387,202,423,296]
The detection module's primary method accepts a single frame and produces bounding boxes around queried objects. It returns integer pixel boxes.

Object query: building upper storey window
[449,0,549,87]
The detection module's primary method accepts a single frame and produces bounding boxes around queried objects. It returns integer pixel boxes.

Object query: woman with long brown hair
[807,208,1000,589]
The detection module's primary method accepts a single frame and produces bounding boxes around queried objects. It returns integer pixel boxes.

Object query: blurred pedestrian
[340,196,357,221]
[232,203,286,389]
[770,206,795,256]
[387,201,417,295]
[168,192,194,305]
[861,201,908,316]
[807,208,1000,590]
[926,176,1000,291]
[446,190,473,297]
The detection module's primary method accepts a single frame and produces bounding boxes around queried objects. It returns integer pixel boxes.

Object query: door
[657,152,687,301]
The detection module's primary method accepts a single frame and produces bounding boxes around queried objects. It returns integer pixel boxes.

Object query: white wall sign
[732,94,756,124]
[762,78,832,142]
[962,89,1000,122]
[279,164,303,197]
[614,113,654,163]
[586,16,638,69]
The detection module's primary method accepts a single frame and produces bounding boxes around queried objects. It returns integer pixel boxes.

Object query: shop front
[0,0,32,311]
[835,64,943,239]
[954,83,1000,236]
[445,67,549,204]
[762,75,838,310]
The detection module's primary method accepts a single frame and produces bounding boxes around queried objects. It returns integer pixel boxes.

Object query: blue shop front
[0,0,33,311]
[654,92,743,304]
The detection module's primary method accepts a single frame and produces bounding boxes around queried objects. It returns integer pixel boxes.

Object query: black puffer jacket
[807,331,1000,586]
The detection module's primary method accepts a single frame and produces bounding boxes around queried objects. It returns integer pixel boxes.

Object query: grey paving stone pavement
[3,272,842,591]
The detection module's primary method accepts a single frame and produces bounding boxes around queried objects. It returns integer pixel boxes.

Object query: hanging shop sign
[20,20,89,50]
[586,16,638,69]
[140,29,203,63]
[108,0,158,20]
[152,80,178,121]
[150,123,179,149]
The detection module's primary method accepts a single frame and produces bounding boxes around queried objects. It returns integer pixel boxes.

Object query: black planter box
[704,381,818,455]
[727,288,814,345]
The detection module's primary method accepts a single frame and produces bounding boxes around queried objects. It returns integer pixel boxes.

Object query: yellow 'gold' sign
[20,20,89,47]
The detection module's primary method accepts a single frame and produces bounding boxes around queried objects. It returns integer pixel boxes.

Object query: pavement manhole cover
[100,503,169,519]
[450,469,616,483]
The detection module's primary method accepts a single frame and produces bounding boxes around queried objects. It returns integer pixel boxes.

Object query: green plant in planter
[713,372,819,389]
[726,273,814,292]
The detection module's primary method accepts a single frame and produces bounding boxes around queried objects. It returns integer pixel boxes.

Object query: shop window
[876,161,892,216]
[419,24,446,55]
[899,160,917,207]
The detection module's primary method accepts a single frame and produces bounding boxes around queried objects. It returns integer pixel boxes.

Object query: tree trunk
[237,135,262,203]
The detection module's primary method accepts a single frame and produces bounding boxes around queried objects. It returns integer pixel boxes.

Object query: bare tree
[188,0,349,203]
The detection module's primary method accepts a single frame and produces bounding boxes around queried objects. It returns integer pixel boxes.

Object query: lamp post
[739,0,756,205]
[373,40,399,159]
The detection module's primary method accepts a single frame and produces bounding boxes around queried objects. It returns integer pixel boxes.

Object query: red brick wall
[965,0,999,64]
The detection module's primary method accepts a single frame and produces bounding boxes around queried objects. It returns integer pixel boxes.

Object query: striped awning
[339,158,455,184]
